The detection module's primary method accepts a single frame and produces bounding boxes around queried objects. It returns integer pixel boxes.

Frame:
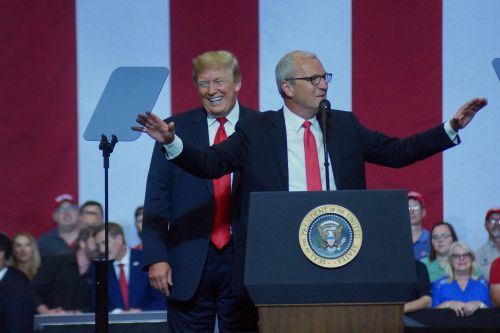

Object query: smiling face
[450,244,473,275]
[196,67,241,118]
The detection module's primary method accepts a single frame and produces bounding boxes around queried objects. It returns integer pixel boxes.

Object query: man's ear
[280,80,294,98]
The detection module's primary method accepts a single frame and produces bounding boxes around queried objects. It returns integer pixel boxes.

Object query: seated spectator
[38,193,80,261]
[490,256,500,307]
[32,226,98,314]
[79,200,104,227]
[0,232,35,333]
[404,260,432,313]
[11,231,41,280]
[421,222,458,282]
[133,206,143,250]
[93,222,165,312]
[432,241,491,316]
[474,207,500,280]
[408,191,431,259]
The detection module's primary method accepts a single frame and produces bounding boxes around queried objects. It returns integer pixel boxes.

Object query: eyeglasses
[56,205,78,213]
[451,253,472,260]
[285,73,332,85]
[432,233,451,241]
[487,218,500,225]
[408,204,421,212]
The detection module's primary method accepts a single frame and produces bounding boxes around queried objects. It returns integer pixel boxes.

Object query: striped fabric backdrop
[1,0,499,249]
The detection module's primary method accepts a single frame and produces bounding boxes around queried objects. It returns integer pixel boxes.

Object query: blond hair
[444,241,479,283]
[11,232,41,280]
[192,50,241,84]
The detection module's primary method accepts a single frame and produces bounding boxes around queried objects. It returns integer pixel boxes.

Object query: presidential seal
[299,205,362,268]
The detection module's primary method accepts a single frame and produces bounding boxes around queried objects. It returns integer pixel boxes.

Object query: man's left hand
[450,97,488,131]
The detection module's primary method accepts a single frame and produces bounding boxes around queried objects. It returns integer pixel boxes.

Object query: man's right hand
[132,112,176,145]
[148,261,173,296]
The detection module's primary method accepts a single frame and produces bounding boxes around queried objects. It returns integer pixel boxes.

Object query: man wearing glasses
[408,191,430,259]
[37,193,80,261]
[475,208,500,280]
[134,49,487,299]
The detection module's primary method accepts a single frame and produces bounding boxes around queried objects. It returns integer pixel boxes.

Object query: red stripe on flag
[169,0,259,114]
[0,1,78,237]
[352,0,443,228]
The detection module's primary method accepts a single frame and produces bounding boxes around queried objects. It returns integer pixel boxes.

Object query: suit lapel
[184,108,214,195]
[270,109,289,187]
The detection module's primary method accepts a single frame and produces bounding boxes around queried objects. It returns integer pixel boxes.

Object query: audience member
[0,232,35,333]
[10,231,41,280]
[408,191,430,259]
[79,200,104,227]
[474,207,500,280]
[421,222,458,282]
[432,241,491,316]
[489,256,500,307]
[38,193,80,261]
[93,222,165,312]
[404,260,432,313]
[32,226,98,314]
[133,206,143,250]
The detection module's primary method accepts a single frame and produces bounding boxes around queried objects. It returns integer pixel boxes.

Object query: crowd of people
[0,194,157,333]
[405,191,499,316]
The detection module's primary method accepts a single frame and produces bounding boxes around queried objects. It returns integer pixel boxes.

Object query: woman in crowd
[421,222,458,282]
[432,241,491,316]
[10,232,41,280]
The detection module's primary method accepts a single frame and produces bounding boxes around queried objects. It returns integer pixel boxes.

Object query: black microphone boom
[318,99,331,191]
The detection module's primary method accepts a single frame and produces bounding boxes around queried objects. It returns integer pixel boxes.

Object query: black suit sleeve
[142,141,172,269]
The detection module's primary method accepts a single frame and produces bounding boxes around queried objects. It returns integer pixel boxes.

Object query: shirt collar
[283,104,320,133]
[0,266,7,281]
[207,100,240,127]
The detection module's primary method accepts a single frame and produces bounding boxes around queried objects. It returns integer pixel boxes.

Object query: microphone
[318,99,331,191]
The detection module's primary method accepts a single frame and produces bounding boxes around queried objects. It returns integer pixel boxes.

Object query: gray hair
[275,50,318,96]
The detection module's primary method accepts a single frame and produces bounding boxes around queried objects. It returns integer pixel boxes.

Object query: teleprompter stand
[84,67,168,333]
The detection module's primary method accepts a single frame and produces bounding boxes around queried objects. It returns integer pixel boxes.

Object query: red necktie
[303,120,322,191]
[211,117,231,249]
[118,263,129,310]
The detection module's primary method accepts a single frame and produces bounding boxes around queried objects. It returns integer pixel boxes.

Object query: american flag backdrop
[1,0,499,249]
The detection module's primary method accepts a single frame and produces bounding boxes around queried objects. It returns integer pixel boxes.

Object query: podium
[245,190,416,333]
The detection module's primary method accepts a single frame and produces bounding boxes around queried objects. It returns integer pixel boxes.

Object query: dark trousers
[167,242,258,333]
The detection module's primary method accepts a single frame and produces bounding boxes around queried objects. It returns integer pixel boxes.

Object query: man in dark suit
[0,232,35,333]
[134,49,487,318]
[93,223,165,312]
[140,50,258,332]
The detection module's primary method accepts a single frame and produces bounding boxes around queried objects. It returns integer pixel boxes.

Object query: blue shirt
[431,277,492,307]
[413,229,430,260]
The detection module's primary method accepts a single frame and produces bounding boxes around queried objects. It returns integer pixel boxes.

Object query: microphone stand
[321,108,330,191]
[318,99,331,191]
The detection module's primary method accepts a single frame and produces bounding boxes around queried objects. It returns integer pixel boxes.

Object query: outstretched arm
[449,97,488,131]
[132,112,176,145]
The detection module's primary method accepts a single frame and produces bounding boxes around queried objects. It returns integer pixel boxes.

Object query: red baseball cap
[54,193,76,209]
[485,208,500,220]
[408,190,425,207]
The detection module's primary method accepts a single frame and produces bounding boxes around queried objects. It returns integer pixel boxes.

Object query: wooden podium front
[258,304,403,333]
[245,190,415,333]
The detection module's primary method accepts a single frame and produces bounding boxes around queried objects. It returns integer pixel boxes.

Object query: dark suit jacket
[142,105,257,301]
[0,267,35,333]
[172,108,457,290]
[99,249,165,311]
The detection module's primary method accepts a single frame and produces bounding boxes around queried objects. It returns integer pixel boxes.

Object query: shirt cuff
[163,135,183,160]
[444,120,459,144]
